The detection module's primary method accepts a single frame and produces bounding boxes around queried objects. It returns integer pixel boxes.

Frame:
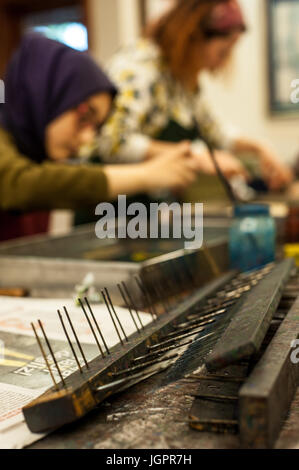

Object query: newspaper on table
[0,296,152,449]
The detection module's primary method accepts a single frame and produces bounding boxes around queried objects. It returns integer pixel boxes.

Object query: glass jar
[229,204,276,272]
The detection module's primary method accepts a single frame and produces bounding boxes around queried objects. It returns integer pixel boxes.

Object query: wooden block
[206,259,294,372]
[239,295,299,448]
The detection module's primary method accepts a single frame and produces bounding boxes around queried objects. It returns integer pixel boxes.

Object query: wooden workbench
[28,367,299,449]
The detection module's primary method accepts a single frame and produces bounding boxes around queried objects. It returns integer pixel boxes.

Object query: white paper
[0,296,151,346]
[0,296,152,449]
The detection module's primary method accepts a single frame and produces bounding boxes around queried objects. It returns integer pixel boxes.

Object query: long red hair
[146,0,246,90]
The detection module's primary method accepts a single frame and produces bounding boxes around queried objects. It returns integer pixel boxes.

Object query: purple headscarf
[0,33,117,162]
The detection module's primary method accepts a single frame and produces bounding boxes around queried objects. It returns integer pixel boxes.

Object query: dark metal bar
[38,320,65,387]
[239,293,299,449]
[101,290,124,345]
[166,319,215,338]
[133,339,193,364]
[84,297,110,354]
[57,310,83,373]
[118,283,140,334]
[148,326,207,351]
[64,306,89,369]
[110,353,178,377]
[191,393,238,402]
[122,281,144,329]
[161,265,180,303]
[192,374,245,383]
[177,311,226,328]
[78,298,105,358]
[189,418,238,433]
[95,369,161,393]
[31,322,59,391]
[104,288,129,342]
[206,259,295,372]
[182,255,197,289]
[135,275,157,321]
[152,281,168,315]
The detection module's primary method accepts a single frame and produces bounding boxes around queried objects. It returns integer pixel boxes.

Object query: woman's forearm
[104,164,148,199]
[232,137,261,155]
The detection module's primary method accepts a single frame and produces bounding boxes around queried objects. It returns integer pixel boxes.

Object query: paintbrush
[205,140,239,204]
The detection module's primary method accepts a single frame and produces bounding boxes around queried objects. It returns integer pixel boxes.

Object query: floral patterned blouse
[97,38,239,162]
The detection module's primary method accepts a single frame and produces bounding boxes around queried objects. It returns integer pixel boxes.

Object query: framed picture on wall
[267,0,299,114]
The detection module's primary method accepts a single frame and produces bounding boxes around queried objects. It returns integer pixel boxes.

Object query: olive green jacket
[0,127,109,211]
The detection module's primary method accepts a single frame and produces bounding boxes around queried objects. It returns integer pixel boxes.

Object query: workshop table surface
[28,368,299,450]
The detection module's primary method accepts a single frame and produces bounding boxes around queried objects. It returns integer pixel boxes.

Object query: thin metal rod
[206,142,237,203]
[78,298,105,358]
[104,288,129,342]
[110,353,178,377]
[64,306,89,369]
[101,290,124,345]
[190,418,238,427]
[191,301,233,316]
[191,393,238,402]
[122,281,144,329]
[133,339,193,364]
[135,276,157,321]
[84,297,110,354]
[149,331,215,353]
[96,367,166,393]
[38,320,65,387]
[176,313,223,329]
[166,319,215,338]
[57,310,83,373]
[192,375,245,383]
[31,322,59,391]
[118,284,140,333]
[148,327,207,351]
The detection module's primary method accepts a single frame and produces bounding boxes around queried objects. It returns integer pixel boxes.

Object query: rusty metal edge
[239,294,299,449]
[206,259,295,372]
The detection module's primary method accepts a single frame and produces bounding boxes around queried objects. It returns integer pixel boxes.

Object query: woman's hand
[259,150,294,191]
[105,142,201,198]
[142,142,201,191]
[233,138,294,191]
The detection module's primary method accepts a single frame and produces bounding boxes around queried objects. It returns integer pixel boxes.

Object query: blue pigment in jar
[229,204,276,272]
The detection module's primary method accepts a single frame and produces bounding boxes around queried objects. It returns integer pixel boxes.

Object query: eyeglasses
[76,103,106,133]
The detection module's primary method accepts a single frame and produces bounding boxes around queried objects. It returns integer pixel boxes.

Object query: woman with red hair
[98,0,292,191]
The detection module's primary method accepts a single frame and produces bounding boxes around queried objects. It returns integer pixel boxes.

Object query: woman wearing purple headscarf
[0,34,201,241]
